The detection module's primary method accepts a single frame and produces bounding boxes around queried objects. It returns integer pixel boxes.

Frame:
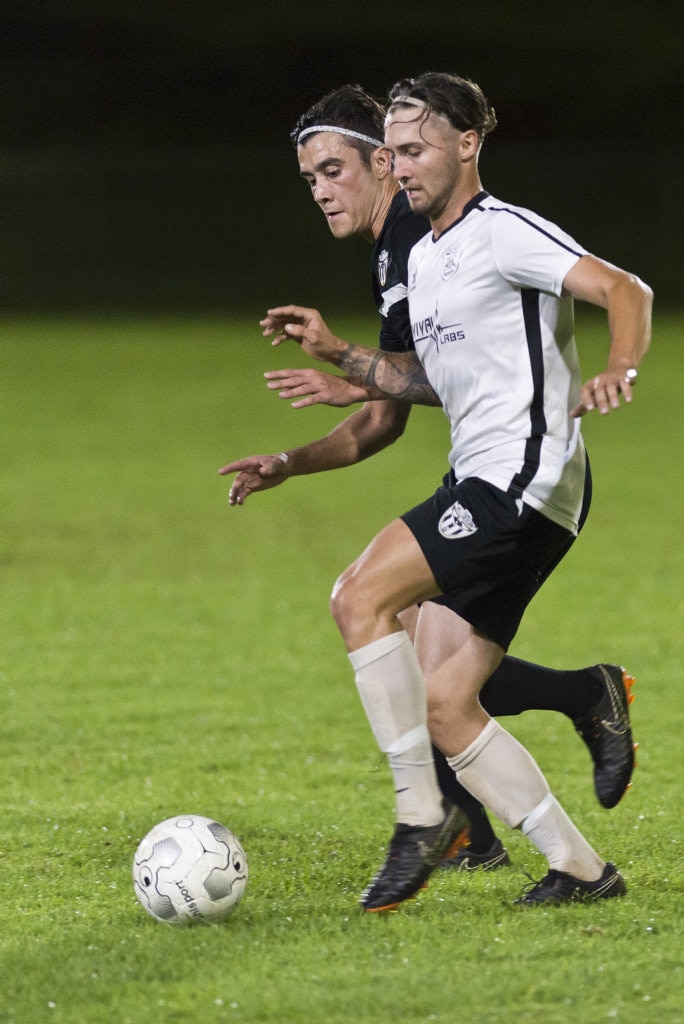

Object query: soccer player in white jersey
[248,73,652,910]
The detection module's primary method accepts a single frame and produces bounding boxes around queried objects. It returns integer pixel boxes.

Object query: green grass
[1,312,682,1024]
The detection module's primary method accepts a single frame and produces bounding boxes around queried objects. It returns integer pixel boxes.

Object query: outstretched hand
[260,305,347,365]
[265,367,369,408]
[218,453,291,506]
[572,367,638,417]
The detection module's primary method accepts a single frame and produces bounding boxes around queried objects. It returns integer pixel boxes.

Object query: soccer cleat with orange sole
[361,802,470,912]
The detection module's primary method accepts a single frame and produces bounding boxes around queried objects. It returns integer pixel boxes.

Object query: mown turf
[1,313,681,1023]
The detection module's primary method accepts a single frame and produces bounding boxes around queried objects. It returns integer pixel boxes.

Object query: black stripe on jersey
[508,289,547,498]
[485,204,584,257]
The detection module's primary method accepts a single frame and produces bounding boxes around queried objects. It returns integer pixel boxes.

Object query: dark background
[2,0,681,314]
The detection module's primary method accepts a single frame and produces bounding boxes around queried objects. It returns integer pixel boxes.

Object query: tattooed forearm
[370,353,442,405]
[337,344,442,406]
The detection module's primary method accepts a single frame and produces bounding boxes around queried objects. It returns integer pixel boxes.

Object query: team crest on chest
[377,249,390,287]
[441,247,463,281]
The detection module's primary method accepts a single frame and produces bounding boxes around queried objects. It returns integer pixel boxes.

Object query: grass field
[1,312,682,1024]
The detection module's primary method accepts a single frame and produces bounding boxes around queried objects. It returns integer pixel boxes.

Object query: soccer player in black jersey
[220,82,647,907]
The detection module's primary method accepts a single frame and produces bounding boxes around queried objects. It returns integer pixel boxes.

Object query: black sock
[433,745,498,852]
[480,657,602,721]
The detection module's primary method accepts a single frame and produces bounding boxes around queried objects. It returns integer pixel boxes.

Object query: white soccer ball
[132,815,248,925]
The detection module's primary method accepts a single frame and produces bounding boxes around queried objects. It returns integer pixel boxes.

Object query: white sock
[519,795,605,880]
[447,720,605,880]
[349,631,443,827]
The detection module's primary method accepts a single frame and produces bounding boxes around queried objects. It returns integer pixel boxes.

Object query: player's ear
[460,129,480,163]
[372,146,393,180]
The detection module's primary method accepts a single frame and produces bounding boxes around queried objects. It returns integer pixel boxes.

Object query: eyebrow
[386,141,419,154]
[300,156,345,177]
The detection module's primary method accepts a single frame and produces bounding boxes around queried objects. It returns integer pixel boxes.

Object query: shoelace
[517,868,559,896]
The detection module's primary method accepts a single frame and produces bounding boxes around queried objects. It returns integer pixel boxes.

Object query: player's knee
[329,567,369,636]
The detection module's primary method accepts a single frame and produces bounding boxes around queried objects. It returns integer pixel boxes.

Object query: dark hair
[290,84,385,167]
[387,72,497,142]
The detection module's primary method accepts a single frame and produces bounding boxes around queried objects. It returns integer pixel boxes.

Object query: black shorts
[401,468,592,651]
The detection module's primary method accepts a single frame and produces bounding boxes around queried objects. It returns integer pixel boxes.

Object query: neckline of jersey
[431,190,489,242]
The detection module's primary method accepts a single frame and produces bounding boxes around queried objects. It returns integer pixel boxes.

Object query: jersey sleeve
[491,209,587,296]
[374,200,430,352]
[378,290,414,352]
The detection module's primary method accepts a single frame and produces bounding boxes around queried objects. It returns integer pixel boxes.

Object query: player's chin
[327,217,354,239]
[404,191,426,213]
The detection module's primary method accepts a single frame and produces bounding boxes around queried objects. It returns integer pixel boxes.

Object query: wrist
[277,451,293,473]
[333,341,356,369]
[606,357,638,373]
[605,365,638,381]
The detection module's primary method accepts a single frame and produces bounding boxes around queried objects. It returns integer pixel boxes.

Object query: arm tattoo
[338,344,441,407]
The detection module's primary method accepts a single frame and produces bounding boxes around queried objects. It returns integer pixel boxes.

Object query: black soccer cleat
[514,861,626,906]
[573,664,637,809]
[361,801,470,913]
[441,836,510,872]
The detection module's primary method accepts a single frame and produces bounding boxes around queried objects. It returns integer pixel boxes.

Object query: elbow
[364,420,406,457]
[607,271,654,332]
[626,272,654,311]
[386,417,408,445]
[359,405,410,459]
[630,272,654,307]
[632,275,654,344]
[386,404,412,445]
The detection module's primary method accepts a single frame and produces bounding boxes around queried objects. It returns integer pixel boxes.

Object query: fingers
[219,454,291,505]
[264,369,300,381]
[260,305,316,343]
[227,476,252,506]
[219,461,263,505]
[265,368,324,405]
[292,389,335,408]
[265,369,311,392]
[264,368,362,408]
[217,457,258,476]
[223,469,260,505]
[260,322,301,346]
[572,368,637,417]
[265,304,314,321]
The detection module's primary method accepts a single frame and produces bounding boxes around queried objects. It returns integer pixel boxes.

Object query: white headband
[297,125,384,147]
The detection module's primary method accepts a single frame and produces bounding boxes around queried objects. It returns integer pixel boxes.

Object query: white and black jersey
[371,190,429,353]
[408,191,588,534]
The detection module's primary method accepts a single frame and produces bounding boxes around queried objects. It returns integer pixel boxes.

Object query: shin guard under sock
[349,631,443,827]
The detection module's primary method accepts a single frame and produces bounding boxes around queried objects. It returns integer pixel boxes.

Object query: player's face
[297,134,381,241]
[385,111,470,231]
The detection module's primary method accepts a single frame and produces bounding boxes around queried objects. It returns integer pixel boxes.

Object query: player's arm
[261,305,441,407]
[264,367,385,408]
[340,344,441,406]
[219,398,411,505]
[563,255,653,416]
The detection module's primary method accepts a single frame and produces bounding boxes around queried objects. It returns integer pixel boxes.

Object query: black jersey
[371,190,430,353]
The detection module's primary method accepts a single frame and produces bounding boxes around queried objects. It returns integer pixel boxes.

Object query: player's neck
[431,179,482,239]
[365,181,402,244]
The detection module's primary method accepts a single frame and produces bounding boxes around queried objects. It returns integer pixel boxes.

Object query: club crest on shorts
[438,500,478,539]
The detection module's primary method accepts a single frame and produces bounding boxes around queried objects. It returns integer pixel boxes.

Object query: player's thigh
[413,601,474,676]
[398,604,420,642]
[332,518,441,620]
